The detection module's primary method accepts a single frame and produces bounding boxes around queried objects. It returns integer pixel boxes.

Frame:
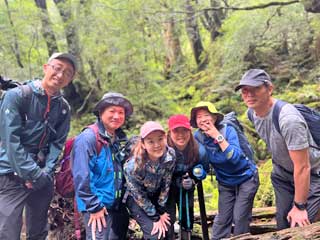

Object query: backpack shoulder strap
[18,85,33,122]
[20,84,32,99]
[218,123,227,138]
[194,129,205,144]
[247,108,254,123]
[272,100,287,135]
[87,124,108,155]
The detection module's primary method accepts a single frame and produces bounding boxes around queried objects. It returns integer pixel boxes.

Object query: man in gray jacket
[236,69,320,230]
[0,52,77,239]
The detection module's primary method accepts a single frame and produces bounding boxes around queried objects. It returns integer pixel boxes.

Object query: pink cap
[140,121,165,139]
[168,114,191,131]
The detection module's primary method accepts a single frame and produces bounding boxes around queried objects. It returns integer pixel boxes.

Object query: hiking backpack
[55,124,136,199]
[0,76,33,121]
[55,124,106,198]
[247,100,320,150]
[195,111,255,161]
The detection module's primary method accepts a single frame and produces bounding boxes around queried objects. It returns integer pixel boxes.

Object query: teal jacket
[0,80,71,180]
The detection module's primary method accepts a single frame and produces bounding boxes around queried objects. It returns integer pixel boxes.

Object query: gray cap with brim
[48,52,78,72]
[235,69,271,91]
[94,92,133,118]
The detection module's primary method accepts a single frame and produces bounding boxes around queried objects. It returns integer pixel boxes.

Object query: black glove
[182,174,194,190]
[31,172,52,191]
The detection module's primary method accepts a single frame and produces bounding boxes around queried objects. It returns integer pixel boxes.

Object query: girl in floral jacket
[124,121,176,240]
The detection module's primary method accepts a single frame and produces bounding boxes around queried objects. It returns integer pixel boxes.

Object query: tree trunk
[201,0,226,42]
[53,0,84,110]
[4,0,24,68]
[34,0,59,56]
[229,221,320,240]
[302,0,320,13]
[184,0,207,70]
[163,13,183,78]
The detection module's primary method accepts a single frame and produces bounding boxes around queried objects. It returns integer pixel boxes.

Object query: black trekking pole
[197,181,209,240]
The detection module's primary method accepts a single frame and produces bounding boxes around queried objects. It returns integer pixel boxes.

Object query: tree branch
[202,0,299,11]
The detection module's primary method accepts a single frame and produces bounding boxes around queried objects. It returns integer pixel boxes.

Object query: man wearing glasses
[0,52,77,239]
[235,69,320,230]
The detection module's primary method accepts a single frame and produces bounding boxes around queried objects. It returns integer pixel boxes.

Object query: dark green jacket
[0,80,71,180]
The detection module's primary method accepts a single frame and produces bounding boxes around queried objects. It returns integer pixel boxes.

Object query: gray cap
[235,69,271,91]
[94,92,133,117]
[48,52,78,72]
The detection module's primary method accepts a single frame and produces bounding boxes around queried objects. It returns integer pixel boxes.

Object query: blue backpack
[195,111,255,162]
[247,100,320,150]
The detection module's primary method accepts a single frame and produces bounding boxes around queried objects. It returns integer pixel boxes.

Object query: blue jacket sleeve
[198,143,210,173]
[72,129,104,213]
[0,89,42,180]
[209,125,244,165]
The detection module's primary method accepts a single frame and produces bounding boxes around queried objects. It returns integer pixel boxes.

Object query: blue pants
[0,173,54,240]
[271,164,320,230]
[83,203,129,240]
[212,171,259,240]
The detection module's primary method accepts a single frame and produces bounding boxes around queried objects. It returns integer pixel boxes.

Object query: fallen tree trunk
[228,221,320,240]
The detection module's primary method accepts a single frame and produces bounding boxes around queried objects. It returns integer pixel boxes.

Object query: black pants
[166,186,194,239]
[0,174,54,240]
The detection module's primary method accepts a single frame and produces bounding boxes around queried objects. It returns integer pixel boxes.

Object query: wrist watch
[216,134,225,143]
[294,201,307,210]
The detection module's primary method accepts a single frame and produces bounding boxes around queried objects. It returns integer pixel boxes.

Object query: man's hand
[88,207,108,240]
[27,172,52,191]
[25,181,33,189]
[287,206,310,227]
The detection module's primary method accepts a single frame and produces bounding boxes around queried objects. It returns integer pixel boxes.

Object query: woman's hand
[202,120,220,139]
[88,207,108,240]
[160,212,171,229]
[151,213,171,239]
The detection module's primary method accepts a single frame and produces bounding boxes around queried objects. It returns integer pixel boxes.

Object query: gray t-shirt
[251,99,320,174]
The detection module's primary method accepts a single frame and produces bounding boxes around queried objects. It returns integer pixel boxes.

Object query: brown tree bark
[228,221,320,240]
[53,0,84,110]
[303,0,320,13]
[162,6,184,78]
[4,0,24,68]
[201,0,226,42]
[34,0,59,56]
[185,0,207,70]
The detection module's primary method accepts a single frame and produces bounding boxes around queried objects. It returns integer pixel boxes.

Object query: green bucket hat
[190,101,224,128]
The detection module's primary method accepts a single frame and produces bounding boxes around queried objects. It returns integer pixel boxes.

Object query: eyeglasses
[48,64,73,79]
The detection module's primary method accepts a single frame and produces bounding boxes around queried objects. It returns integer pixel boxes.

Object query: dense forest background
[1,0,320,238]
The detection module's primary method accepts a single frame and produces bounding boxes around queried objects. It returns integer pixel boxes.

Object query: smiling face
[100,105,125,135]
[42,58,75,95]
[195,108,217,131]
[170,127,191,151]
[142,130,167,161]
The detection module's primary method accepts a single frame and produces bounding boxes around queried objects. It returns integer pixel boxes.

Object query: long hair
[167,130,199,166]
[130,137,148,174]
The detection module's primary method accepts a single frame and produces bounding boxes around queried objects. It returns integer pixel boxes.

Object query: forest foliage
[1,0,320,212]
